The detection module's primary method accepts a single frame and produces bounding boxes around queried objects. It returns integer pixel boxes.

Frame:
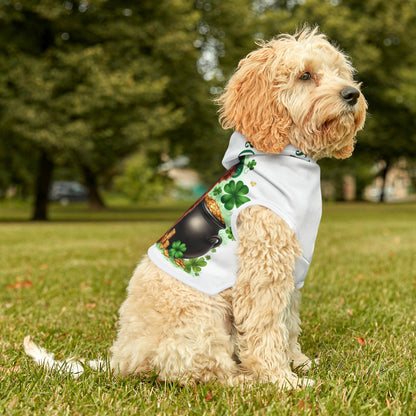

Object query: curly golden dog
[25,27,366,389]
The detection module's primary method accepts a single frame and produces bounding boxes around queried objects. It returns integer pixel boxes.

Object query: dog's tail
[23,336,106,378]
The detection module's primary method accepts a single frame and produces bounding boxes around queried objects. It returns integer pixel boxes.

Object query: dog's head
[218,27,367,160]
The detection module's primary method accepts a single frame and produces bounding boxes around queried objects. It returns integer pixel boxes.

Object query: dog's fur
[25,28,366,388]
[109,28,366,388]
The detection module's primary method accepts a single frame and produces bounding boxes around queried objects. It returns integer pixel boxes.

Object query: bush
[114,153,172,203]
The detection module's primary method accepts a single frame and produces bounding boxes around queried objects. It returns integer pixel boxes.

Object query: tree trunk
[379,159,390,203]
[32,150,54,221]
[80,164,106,209]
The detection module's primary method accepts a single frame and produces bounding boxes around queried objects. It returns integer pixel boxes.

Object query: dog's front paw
[292,354,319,373]
[298,377,315,388]
[279,374,315,390]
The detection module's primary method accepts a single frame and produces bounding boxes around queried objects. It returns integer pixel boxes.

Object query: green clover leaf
[247,160,257,170]
[221,180,250,210]
[212,186,222,196]
[225,228,235,241]
[184,257,208,274]
[168,240,187,259]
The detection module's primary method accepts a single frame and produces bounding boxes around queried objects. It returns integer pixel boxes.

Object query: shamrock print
[212,186,222,196]
[168,241,187,259]
[247,160,257,170]
[292,150,311,163]
[221,180,250,210]
[184,257,207,275]
[225,228,235,241]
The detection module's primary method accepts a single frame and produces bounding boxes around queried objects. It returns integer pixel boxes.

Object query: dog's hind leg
[110,258,241,384]
[152,296,241,385]
[232,205,314,388]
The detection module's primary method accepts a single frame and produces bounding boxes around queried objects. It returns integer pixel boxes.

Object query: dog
[25,27,366,389]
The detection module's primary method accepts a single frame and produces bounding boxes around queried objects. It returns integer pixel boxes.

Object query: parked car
[49,181,89,205]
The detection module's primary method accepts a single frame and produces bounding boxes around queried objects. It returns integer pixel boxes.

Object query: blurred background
[1,0,416,220]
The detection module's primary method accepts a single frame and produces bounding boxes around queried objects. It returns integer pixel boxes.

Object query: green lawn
[1,202,415,415]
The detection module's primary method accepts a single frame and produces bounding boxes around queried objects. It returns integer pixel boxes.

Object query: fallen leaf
[204,390,213,402]
[346,308,353,316]
[355,337,365,346]
[85,303,97,309]
[354,274,364,281]
[298,399,312,411]
[6,280,33,290]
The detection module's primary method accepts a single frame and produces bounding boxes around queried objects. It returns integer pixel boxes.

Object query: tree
[0,0,258,217]
[0,1,196,219]
[156,0,256,184]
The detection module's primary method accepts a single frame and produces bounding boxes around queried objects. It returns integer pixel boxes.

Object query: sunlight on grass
[1,202,415,415]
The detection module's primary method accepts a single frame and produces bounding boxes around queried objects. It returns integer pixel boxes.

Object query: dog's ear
[218,45,291,154]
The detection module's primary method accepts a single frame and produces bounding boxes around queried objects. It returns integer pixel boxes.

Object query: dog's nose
[340,87,360,106]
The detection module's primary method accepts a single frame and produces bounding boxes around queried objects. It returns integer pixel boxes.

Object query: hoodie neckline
[222,131,317,169]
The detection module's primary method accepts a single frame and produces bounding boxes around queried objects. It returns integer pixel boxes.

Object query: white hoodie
[148,132,322,295]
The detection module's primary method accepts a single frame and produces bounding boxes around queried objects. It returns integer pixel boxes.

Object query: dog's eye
[299,72,312,81]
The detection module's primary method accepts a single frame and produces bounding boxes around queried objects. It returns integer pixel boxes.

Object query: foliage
[114,153,171,203]
[0,0,199,216]
[0,0,257,215]
[2,0,416,208]
[319,150,377,201]
[0,0,197,158]
[167,0,255,183]
[1,202,416,414]
[0,133,36,198]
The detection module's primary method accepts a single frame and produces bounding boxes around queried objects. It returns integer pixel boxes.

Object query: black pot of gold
[162,196,226,259]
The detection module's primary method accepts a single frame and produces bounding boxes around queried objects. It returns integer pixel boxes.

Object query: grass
[0,201,415,415]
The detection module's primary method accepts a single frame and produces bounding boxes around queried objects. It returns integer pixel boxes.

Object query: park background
[1,0,416,218]
[1,1,416,415]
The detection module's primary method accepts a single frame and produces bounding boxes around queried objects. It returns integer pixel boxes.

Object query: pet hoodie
[148,131,322,296]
